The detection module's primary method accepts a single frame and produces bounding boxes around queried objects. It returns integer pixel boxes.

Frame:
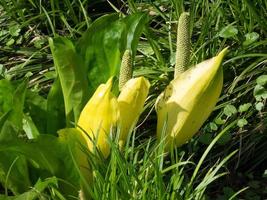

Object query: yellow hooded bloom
[78,77,150,157]
[156,48,228,149]
[77,77,119,158]
[118,77,150,147]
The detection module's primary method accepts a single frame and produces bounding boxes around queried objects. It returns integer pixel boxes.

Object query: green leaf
[238,103,252,113]
[215,117,226,125]
[0,79,15,115]
[9,24,21,37]
[11,177,58,200]
[25,90,47,134]
[209,122,218,131]
[223,187,235,198]
[22,114,39,139]
[253,85,267,101]
[223,105,237,117]
[0,122,31,194]
[8,79,28,130]
[0,64,4,75]
[49,13,148,125]
[57,128,92,196]
[0,111,10,131]
[0,124,80,196]
[77,12,148,91]
[199,133,213,145]
[243,32,259,46]
[6,38,15,46]
[49,37,90,125]
[219,25,238,38]
[46,78,66,134]
[218,131,232,145]
[256,75,267,87]
[255,102,264,111]
[237,118,248,128]
[10,80,28,128]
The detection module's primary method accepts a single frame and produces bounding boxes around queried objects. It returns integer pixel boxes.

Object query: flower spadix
[77,77,150,158]
[156,48,228,149]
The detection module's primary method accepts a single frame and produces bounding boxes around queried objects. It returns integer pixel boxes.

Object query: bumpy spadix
[156,48,228,149]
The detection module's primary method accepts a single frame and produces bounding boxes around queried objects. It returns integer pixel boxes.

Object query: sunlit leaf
[243,32,259,46]
[223,105,237,117]
[219,25,238,38]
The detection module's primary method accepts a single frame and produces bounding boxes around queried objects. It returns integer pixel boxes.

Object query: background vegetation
[0,0,266,199]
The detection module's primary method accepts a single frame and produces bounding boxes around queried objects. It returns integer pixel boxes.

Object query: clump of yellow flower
[77,77,150,158]
[156,48,228,150]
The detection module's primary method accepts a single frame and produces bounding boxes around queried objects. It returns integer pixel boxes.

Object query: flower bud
[156,48,228,149]
[118,77,150,147]
[77,77,119,158]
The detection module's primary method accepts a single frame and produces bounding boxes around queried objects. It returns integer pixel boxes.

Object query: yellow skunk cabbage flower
[118,77,150,147]
[77,77,119,158]
[78,77,150,157]
[156,48,228,149]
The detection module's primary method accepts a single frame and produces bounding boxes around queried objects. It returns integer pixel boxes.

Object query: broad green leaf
[0,79,15,116]
[0,124,80,196]
[49,13,148,125]
[11,177,58,200]
[8,79,28,130]
[0,122,31,194]
[46,78,65,134]
[58,128,92,198]
[0,178,59,200]
[0,153,31,195]
[22,114,39,139]
[0,79,28,131]
[25,90,47,134]
[77,12,148,91]
[0,111,10,131]
[49,37,90,125]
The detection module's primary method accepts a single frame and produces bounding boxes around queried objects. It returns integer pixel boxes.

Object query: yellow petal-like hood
[118,77,150,147]
[77,77,119,158]
[156,48,228,149]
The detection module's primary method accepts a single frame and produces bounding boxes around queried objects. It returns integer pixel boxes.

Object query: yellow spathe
[156,48,228,149]
[78,77,150,157]
[118,77,150,147]
[77,77,119,158]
